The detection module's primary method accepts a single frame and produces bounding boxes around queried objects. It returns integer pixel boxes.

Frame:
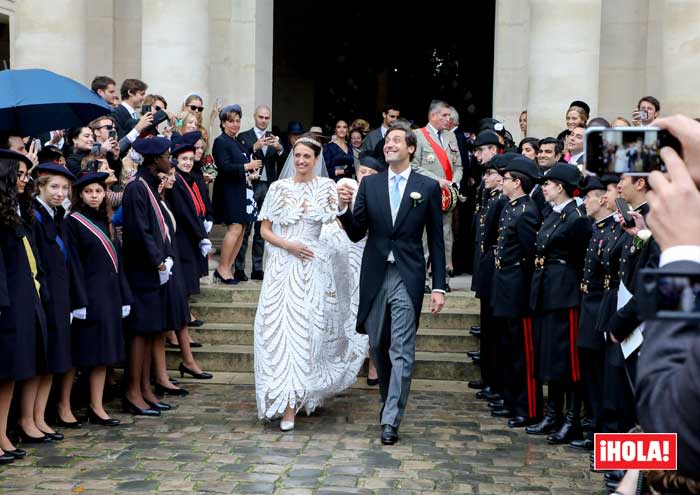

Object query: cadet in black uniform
[491,156,543,426]
[472,154,507,401]
[526,164,592,444]
[121,137,174,417]
[64,171,132,426]
[30,163,76,438]
[570,176,616,450]
[0,150,48,460]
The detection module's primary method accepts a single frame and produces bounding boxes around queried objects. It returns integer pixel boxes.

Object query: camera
[584,126,682,176]
[141,105,152,115]
[108,129,117,140]
[638,268,700,321]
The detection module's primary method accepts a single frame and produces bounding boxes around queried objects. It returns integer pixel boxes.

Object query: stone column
[209,0,274,131]
[13,0,88,84]
[598,0,648,121]
[141,0,209,113]
[526,0,602,138]
[659,0,700,116]
[492,0,530,138]
[86,0,115,81]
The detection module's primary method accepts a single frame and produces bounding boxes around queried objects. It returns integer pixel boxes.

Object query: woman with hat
[28,163,77,436]
[63,171,132,425]
[162,139,212,381]
[212,104,261,284]
[120,136,174,416]
[526,163,592,444]
[0,149,48,460]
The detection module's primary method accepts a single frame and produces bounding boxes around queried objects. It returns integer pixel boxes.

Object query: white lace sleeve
[257,179,303,226]
[309,178,339,224]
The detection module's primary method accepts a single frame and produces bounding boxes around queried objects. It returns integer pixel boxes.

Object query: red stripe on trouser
[523,318,536,418]
[569,308,581,382]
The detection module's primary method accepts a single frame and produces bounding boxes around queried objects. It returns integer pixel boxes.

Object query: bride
[254,135,368,431]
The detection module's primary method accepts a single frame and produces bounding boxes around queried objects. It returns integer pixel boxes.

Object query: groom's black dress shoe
[380,425,398,445]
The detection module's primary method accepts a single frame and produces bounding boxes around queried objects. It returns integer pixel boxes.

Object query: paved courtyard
[0,383,606,494]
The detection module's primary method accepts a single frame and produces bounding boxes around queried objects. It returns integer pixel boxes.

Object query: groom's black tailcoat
[339,170,446,333]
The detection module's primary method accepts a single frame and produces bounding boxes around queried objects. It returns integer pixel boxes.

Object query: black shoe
[475,387,500,401]
[179,363,213,379]
[471,355,481,364]
[445,283,452,293]
[487,399,505,409]
[581,417,594,431]
[213,269,238,285]
[366,377,379,386]
[525,415,562,435]
[569,438,594,451]
[424,285,431,294]
[54,417,82,429]
[470,326,481,337]
[380,424,399,445]
[448,268,455,278]
[233,269,249,282]
[40,431,64,441]
[188,319,204,328]
[121,397,161,417]
[165,339,180,349]
[251,270,264,280]
[605,480,620,491]
[491,408,515,418]
[3,449,26,459]
[0,452,13,464]
[145,400,173,411]
[547,422,582,444]
[604,470,625,482]
[467,350,480,359]
[169,377,180,385]
[467,380,484,390]
[154,383,190,396]
[18,428,53,444]
[188,341,203,348]
[508,416,541,428]
[87,408,120,427]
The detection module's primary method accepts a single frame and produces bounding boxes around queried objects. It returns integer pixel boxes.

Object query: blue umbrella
[0,68,113,136]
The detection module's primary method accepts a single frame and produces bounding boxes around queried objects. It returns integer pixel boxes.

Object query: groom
[338,122,446,445]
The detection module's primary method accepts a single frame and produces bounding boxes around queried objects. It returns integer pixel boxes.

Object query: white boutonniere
[410,191,423,208]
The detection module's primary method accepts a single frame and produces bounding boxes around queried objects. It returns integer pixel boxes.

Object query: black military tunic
[530,200,592,384]
[491,194,542,418]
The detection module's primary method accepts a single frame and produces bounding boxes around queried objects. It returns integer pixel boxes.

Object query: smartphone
[264,130,274,138]
[108,129,117,139]
[584,126,682,176]
[637,109,648,121]
[638,268,700,320]
[86,160,100,173]
[142,105,152,115]
[615,198,634,226]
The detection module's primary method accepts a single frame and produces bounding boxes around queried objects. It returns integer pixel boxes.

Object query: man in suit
[567,125,585,165]
[360,104,400,155]
[234,104,283,281]
[337,122,446,445]
[91,75,119,108]
[412,100,463,290]
[112,78,153,144]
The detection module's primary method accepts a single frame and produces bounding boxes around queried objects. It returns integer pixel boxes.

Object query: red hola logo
[594,433,677,470]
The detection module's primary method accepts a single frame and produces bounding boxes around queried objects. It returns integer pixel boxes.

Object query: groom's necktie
[390,175,403,215]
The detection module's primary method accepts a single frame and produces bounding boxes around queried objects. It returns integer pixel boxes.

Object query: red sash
[420,127,453,182]
[71,212,118,273]
[177,173,206,217]
[139,177,167,241]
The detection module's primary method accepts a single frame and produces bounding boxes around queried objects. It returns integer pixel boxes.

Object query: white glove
[203,220,213,233]
[199,238,213,257]
[121,305,131,318]
[158,257,173,285]
[164,257,174,273]
[72,307,87,320]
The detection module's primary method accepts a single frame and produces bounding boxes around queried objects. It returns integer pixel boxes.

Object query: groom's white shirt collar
[388,166,411,183]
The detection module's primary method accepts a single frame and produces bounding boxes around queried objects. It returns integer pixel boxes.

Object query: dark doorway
[272,1,496,134]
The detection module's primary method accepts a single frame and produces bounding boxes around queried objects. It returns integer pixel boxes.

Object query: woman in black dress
[527,164,592,444]
[30,163,76,435]
[64,171,132,425]
[65,126,96,176]
[323,120,354,181]
[0,150,48,460]
[212,105,261,283]
[120,137,173,417]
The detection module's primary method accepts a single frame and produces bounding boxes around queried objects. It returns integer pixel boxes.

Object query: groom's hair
[386,121,417,160]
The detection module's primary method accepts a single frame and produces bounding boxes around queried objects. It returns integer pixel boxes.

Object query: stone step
[189,323,478,352]
[192,284,480,310]
[166,345,478,381]
[190,302,479,330]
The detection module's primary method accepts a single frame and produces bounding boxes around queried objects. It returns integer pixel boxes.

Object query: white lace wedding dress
[254,177,369,420]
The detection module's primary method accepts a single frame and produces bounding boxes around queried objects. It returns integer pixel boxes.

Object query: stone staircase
[167,281,481,390]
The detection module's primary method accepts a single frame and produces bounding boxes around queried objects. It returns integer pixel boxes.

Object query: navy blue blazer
[339,170,446,333]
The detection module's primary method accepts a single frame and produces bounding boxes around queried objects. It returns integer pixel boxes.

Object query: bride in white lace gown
[254,137,368,429]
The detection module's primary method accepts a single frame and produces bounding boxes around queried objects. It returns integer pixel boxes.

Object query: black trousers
[578,347,605,431]
[502,316,542,419]
[479,296,505,392]
[235,180,270,273]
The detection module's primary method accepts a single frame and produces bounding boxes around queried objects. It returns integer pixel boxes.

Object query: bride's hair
[293,134,322,157]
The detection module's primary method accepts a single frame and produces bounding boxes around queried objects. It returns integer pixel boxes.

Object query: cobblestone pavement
[0,384,607,494]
